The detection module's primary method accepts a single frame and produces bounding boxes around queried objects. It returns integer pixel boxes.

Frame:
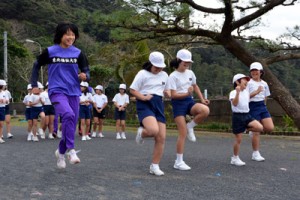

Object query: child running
[112,84,129,140]
[248,62,274,161]
[31,22,90,169]
[130,51,169,176]
[167,49,209,171]
[229,73,263,166]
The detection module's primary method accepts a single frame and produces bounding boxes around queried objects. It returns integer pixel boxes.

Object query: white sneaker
[231,156,246,166]
[86,135,92,140]
[187,127,196,142]
[81,136,87,141]
[136,127,144,144]
[249,131,253,138]
[116,133,121,140]
[67,149,80,164]
[27,132,33,141]
[33,136,39,142]
[57,130,62,138]
[37,128,41,136]
[98,133,104,138]
[149,164,165,176]
[39,129,45,139]
[92,132,97,138]
[252,152,265,162]
[173,161,191,170]
[7,133,13,139]
[121,132,126,139]
[55,149,66,169]
[0,138,5,144]
[48,133,54,139]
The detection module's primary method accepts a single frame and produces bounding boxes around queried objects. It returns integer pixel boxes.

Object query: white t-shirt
[229,89,250,113]
[5,90,11,105]
[80,92,93,105]
[247,79,270,102]
[167,70,196,93]
[40,91,52,105]
[23,94,31,108]
[112,93,129,106]
[130,70,168,96]
[29,94,44,107]
[0,91,8,108]
[93,94,108,108]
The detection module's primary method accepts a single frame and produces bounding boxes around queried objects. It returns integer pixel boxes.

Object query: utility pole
[3,31,8,82]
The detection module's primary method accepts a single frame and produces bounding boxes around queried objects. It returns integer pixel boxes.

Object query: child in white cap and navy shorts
[247,62,274,161]
[130,51,169,176]
[167,49,210,171]
[229,73,263,166]
[112,84,129,140]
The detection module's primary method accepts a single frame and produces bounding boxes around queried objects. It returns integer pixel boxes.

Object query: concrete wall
[10,99,289,126]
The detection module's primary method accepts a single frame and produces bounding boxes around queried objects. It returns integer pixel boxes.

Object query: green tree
[101,0,300,129]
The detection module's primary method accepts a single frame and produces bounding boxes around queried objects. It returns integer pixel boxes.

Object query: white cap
[0,79,6,86]
[250,62,263,71]
[37,82,44,89]
[95,85,103,91]
[232,74,250,84]
[27,84,32,90]
[2,80,7,86]
[80,81,89,87]
[176,49,193,63]
[119,84,126,90]
[149,52,166,68]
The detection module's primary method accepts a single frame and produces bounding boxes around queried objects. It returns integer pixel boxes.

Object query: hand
[163,90,171,98]
[202,99,210,105]
[257,86,263,93]
[143,94,153,101]
[78,73,87,81]
[188,86,194,95]
[235,86,241,93]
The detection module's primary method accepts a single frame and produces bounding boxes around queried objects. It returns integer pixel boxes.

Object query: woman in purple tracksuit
[31,22,90,169]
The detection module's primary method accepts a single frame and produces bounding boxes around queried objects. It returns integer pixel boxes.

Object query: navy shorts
[5,105,10,115]
[25,108,32,120]
[249,101,271,121]
[136,95,166,124]
[171,97,195,118]
[0,107,5,121]
[31,107,44,119]
[93,107,106,119]
[43,105,55,116]
[232,113,255,134]
[114,108,126,120]
[80,105,92,119]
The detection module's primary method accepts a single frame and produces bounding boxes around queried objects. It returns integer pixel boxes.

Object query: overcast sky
[192,0,300,45]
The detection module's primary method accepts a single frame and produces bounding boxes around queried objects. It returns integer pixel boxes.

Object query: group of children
[130,50,273,176]
[23,22,274,174]
[23,81,129,142]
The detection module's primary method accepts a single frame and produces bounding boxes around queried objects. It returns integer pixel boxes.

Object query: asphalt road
[0,126,299,200]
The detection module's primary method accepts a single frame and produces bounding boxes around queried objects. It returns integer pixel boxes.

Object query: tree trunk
[217,36,300,130]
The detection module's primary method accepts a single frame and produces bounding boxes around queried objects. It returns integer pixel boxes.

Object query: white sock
[187,120,197,128]
[176,154,183,163]
[253,151,259,155]
[151,163,159,169]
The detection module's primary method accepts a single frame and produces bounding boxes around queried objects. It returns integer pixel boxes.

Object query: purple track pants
[50,93,79,154]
